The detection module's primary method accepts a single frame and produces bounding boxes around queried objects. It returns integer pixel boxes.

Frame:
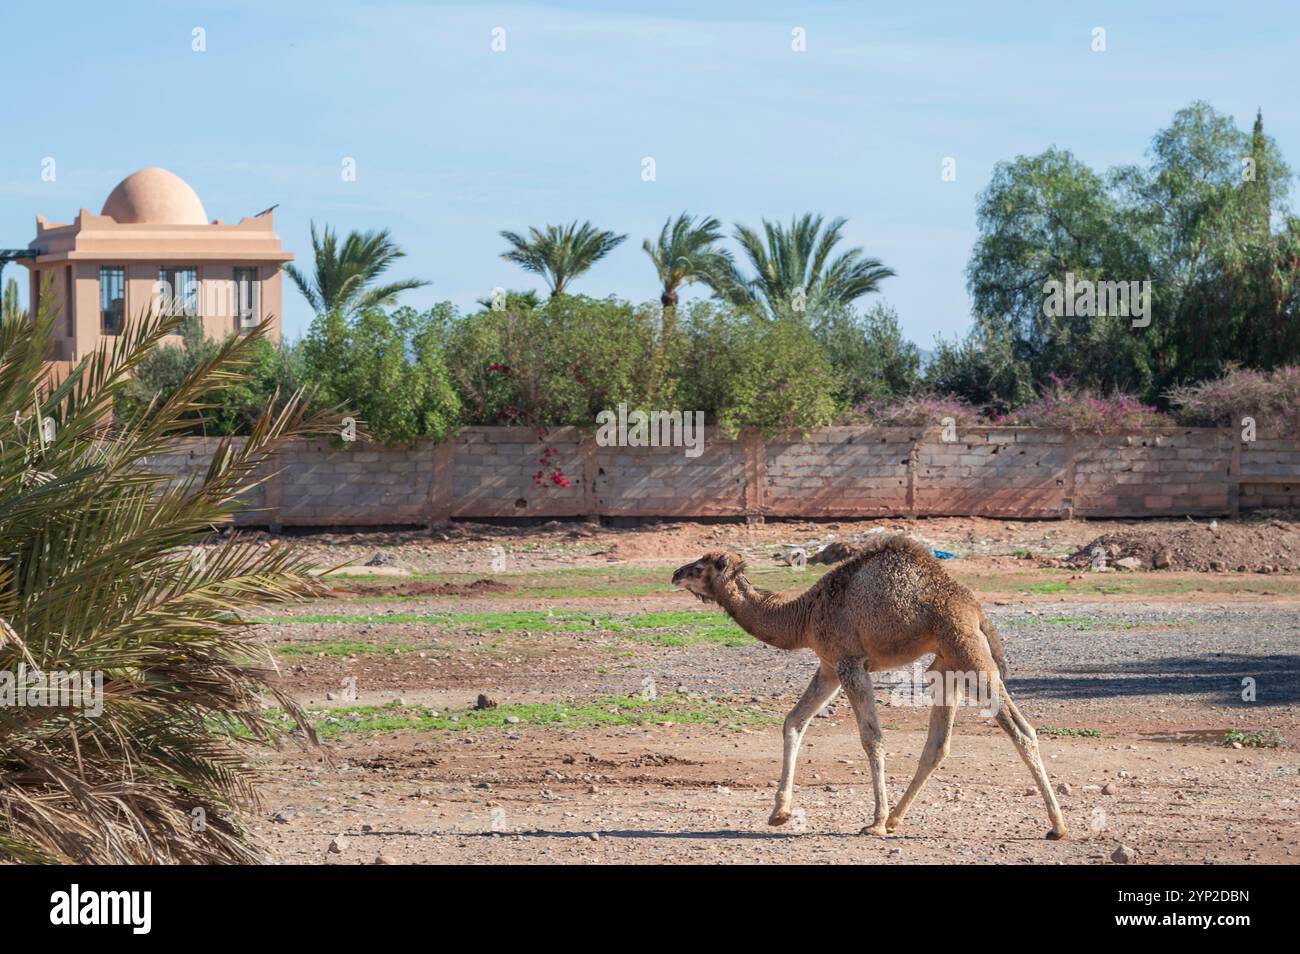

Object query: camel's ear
[713,554,730,572]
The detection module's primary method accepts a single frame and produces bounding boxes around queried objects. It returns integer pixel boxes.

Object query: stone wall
[154,424,1297,526]
[1237,429,1300,511]
[275,440,435,526]
[917,429,1070,518]
[765,428,911,517]
[1072,430,1233,517]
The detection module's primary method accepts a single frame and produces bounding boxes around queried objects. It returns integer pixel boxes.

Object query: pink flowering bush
[1168,366,1300,432]
[998,374,1171,432]
[850,394,984,427]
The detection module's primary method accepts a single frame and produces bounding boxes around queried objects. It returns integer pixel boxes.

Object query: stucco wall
[150,425,1291,526]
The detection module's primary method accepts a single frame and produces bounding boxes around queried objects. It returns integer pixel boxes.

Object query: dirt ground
[240,515,1300,865]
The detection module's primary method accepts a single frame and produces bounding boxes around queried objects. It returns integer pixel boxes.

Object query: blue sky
[3,0,1297,345]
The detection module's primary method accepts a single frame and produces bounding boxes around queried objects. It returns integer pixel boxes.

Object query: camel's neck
[713,576,808,651]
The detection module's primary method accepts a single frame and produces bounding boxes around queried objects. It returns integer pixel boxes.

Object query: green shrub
[444,296,660,428]
[115,319,297,435]
[924,313,1035,411]
[812,302,921,405]
[675,303,840,435]
[301,304,460,445]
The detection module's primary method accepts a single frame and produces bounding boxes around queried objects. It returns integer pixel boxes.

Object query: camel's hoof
[1046,828,1069,841]
[885,817,903,834]
[768,808,792,827]
[859,823,889,837]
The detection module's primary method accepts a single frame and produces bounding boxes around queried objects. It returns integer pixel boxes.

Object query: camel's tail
[978,610,1008,681]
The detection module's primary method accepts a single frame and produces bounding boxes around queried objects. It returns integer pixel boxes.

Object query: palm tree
[284,222,429,317]
[643,213,737,313]
[474,288,541,312]
[0,300,336,862]
[1,277,24,323]
[728,213,895,319]
[499,221,627,298]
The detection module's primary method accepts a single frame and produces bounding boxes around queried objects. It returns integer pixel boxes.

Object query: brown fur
[671,533,1067,840]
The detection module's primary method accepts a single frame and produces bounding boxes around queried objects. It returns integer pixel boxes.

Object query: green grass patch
[618,625,750,648]
[256,612,446,626]
[256,605,755,648]
[270,639,447,657]
[959,570,1300,598]
[332,565,1300,601]
[299,693,775,737]
[330,564,830,600]
[256,609,607,631]
[612,610,750,647]
[1029,616,1201,631]
[1024,581,1072,594]
[1223,729,1283,749]
[1037,726,1104,738]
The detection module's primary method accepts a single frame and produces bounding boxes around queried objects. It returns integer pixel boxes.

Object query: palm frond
[0,298,335,864]
[500,221,626,296]
[282,221,428,317]
[730,213,894,318]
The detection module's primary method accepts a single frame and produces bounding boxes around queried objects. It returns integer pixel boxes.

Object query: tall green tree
[966,147,1148,394]
[283,222,429,317]
[642,213,736,318]
[726,213,894,319]
[966,102,1297,400]
[499,221,627,298]
[1,277,23,323]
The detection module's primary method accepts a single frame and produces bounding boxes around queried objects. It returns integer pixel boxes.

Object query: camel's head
[671,550,745,603]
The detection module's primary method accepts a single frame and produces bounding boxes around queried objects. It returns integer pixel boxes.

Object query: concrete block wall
[765,427,912,516]
[1072,429,1233,517]
[595,428,746,516]
[155,425,1298,525]
[274,440,435,526]
[917,429,1069,517]
[450,427,585,518]
[1238,429,1300,510]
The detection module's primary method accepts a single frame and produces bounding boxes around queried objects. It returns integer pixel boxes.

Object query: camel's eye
[713,554,730,571]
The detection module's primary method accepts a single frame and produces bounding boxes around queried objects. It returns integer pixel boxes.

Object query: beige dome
[101,167,208,225]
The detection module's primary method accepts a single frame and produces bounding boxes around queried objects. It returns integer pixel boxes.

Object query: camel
[671,534,1068,839]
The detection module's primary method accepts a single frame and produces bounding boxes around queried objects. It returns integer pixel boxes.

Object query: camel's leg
[946,629,1066,842]
[836,656,889,836]
[769,662,841,826]
[886,692,958,833]
[948,625,1069,840]
[994,683,1069,840]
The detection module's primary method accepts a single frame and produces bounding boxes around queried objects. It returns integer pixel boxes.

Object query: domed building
[20,167,292,360]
